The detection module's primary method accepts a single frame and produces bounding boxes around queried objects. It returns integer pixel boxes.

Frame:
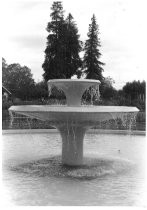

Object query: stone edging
[2,129,146,135]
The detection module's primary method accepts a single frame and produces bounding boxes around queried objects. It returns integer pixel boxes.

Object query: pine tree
[83,14,104,81]
[64,13,82,78]
[42,2,82,81]
[42,1,65,80]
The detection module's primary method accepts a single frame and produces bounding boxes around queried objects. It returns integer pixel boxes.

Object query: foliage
[2,100,13,110]
[2,59,35,100]
[123,80,145,100]
[83,14,104,81]
[98,79,146,112]
[34,80,48,99]
[2,57,7,70]
[100,77,116,100]
[42,1,64,80]
[64,13,82,78]
[42,1,82,81]
[121,80,146,111]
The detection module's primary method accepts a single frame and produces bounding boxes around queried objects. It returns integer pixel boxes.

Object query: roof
[2,85,12,95]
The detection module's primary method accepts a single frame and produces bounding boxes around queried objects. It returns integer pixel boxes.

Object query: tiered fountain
[9,79,139,166]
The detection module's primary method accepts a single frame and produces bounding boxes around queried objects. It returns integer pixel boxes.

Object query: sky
[2,0,147,89]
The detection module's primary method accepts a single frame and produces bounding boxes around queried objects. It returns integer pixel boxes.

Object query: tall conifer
[42,1,65,80]
[64,13,82,78]
[83,14,104,81]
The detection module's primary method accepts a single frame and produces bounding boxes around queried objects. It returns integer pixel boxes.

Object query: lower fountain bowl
[9,105,139,123]
[8,105,139,166]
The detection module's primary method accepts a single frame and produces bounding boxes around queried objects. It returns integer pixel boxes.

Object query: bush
[2,100,13,110]
[136,112,146,122]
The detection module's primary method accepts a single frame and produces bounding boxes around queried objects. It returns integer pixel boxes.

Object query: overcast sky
[2,0,147,89]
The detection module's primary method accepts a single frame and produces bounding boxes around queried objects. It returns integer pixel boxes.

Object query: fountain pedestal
[59,126,86,166]
[48,80,100,165]
[48,79,100,165]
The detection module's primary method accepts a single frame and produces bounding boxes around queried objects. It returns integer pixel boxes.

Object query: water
[2,131,146,206]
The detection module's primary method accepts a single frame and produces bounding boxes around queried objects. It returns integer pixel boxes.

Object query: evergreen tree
[42,2,82,81]
[83,14,104,81]
[64,13,82,78]
[42,1,65,80]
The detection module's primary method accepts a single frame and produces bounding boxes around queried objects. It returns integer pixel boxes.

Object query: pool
[2,130,146,206]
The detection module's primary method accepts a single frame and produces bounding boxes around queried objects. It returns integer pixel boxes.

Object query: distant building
[2,85,12,101]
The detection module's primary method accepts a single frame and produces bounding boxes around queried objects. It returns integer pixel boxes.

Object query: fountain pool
[2,130,146,206]
[4,79,145,206]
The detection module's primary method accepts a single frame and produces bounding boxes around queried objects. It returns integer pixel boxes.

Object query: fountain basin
[2,130,146,205]
[9,105,139,166]
[48,79,100,106]
[9,105,139,123]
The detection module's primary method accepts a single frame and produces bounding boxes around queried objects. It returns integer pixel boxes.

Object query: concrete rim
[2,129,146,135]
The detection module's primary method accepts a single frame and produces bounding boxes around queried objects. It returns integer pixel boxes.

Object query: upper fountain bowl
[48,79,101,106]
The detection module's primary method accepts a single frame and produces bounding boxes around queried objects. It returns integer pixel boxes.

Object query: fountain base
[58,126,86,166]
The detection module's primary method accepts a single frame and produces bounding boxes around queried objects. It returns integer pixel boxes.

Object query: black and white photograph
[2,0,146,207]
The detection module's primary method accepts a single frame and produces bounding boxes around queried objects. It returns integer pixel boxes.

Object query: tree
[34,80,48,99]
[123,80,146,101]
[2,57,8,70]
[42,1,65,80]
[83,14,104,81]
[116,80,146,110]
[42,2,82,81]
[99,77,117,101]
[2,60,35,100]
[63,13,82,78]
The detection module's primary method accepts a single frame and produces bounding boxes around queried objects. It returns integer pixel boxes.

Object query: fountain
[9,79,139,166]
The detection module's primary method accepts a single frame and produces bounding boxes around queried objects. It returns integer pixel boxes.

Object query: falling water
[113,112,137,132]
[47,83,66,105]
[82,85,100,105]
[9,110,14,129]
[9,111,33,130]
